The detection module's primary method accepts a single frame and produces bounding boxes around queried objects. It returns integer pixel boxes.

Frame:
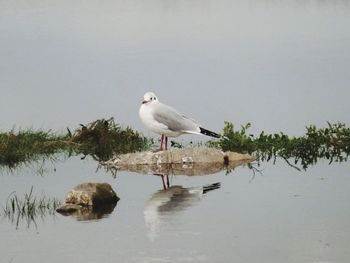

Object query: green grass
[70,118,151,160]
[0,118,151,168]
[209,122,350,170]
[0,118,349,170]
[0,130,70,168]
[1,187,61,229]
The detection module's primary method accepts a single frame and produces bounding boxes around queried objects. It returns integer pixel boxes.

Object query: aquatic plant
[0,118,348,170]
[212,122,350,170]
[0,118,151,168]
[1,187,61,229]
[70,118,151,160]
[0,130,70,169]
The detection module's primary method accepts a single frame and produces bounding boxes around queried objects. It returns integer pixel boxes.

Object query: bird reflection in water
[157,174,170,189]
[144,181,220,241]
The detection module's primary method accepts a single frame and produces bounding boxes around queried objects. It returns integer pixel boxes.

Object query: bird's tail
[199,127,221,138]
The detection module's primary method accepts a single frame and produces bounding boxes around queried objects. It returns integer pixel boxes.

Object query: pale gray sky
[0,0,349,137]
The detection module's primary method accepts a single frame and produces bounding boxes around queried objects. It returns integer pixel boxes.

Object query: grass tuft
[1,187,61,229]
[0,118,348,170]
[211,122,350,170]
[0,118,151,167]
[0,130,70,168]
[70,118,151,160]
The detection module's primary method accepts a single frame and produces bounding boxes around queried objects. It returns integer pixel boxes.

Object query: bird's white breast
[139,102,180,136]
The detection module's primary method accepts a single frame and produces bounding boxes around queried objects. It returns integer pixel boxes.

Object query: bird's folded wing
[152,103,200,133]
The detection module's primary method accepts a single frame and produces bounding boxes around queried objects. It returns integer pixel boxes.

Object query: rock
[56,183,119,220]
[105,148,254,166]
[103,148,254,176]
[64,183,119,206]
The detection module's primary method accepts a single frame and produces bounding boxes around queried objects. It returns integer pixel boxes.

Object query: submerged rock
[56,183,119,220]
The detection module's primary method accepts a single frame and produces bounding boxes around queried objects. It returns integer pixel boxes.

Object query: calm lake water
[1,1,350,262]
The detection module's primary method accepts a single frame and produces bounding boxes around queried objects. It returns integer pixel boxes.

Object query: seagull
[139,91,220,151]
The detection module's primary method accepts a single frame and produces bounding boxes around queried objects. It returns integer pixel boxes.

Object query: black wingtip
[199,127,221,138]
[203,182,221,194]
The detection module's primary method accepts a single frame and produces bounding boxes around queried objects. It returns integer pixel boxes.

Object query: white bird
[139,91,220,151]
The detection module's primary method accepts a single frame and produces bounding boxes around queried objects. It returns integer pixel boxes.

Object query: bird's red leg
[160,175,170,189]
[152,135,164,152]
[161,175,167,189]
[160,134,164,150]
[152,134,168,153]
[166,175,169,188]
[165,136,168,150]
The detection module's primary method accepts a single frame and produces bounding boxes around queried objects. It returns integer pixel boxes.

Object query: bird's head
[142,92,158,104]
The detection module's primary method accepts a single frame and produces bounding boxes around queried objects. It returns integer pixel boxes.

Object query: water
[1,158,349,262]
[1,1,350,262]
